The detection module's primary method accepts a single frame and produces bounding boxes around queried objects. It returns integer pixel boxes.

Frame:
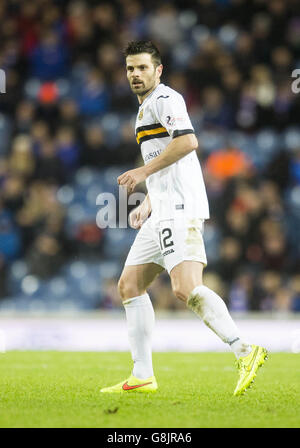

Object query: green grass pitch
[0,351,299,428]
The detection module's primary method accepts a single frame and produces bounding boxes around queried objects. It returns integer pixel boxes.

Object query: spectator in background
[228,270,255,312]
[93,3,118,43]
[290,148,300,185]
[251,271,282,311]
[30,29,69,80]
[0,158,8,188]
[8,135,35,181]
[58,98,81,129]
[273,81,295,129]
[16,181,64,251]
[81,126,111,168]
[168,71,201,115]
[74,222,104,258]
[121,0,148,41]
[26,232,65,279]
[223,207,252,255]
[201,86,235,129]
[0,199,21,263]
[67,1,98,61]
[261,232,289,272]
[274,287,294,312]
[221,66,243,115]
[34,139,66,185]
[76,68,110,117]
[13,100,36,135]
[234,32,255,77]
[265,148,291,191]
[0,198,22,297]
[205,143,253,182]
[30,120,51,156]
[55,126,80,179]
[17,2,40,59]
[212,237,243,285]
[259,180,284,218]
[0,0,299,313]
[96,43,121,79]
[147,3,183,47]
[112,121,139,166]
[110,67,136,113]
[1,175,25,214]
[236,81,258,131]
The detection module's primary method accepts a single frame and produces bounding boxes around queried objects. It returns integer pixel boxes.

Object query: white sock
[187,285,252,358]
[123,293,155,379]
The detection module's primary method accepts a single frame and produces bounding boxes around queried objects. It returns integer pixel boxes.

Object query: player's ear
[156,64,163,78]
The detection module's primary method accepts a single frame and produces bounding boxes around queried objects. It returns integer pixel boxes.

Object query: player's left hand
[117,167,147,193]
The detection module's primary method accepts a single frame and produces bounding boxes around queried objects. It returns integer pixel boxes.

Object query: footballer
[100,41,267,396]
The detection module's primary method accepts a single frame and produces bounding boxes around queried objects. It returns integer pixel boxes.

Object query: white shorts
[125,214,207,274]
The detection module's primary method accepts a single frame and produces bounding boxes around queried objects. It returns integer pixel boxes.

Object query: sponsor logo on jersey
[138,109,144,120]
[144,149,162,162]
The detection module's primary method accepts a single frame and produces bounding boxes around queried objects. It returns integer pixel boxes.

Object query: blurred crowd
[0,0,300,312]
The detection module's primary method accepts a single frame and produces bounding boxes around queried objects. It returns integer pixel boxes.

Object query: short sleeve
[154,92,195,138]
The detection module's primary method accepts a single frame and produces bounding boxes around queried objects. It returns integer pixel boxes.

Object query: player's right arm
[129,193,151,229]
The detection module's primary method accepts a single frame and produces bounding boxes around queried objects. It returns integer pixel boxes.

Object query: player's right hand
[129,204,149,229]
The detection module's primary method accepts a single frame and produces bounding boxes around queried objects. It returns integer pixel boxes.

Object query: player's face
[126,53,162,101]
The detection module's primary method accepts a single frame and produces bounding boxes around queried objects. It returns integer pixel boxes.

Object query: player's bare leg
[169,261,267,395]
[101,263,164,393]
[118,263,164,300]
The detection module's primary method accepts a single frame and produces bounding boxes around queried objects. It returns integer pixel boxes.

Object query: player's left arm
[118,92,197,193]
[145,132,198,175]
[118,133,197,193]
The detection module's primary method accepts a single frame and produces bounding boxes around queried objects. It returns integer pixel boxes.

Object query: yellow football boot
[234,345,268,396]
[100,374,158,393]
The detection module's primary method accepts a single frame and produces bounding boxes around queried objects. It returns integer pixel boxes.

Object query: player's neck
[137,82,160,105]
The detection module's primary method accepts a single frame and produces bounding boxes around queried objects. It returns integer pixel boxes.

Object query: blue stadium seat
[172,43,194,68]
[102,227,136,259]
[8,260,29,295]
[199,130,227,154]
[286,185,300,218]
[229,131,254,155]
[191,25,210,46]
[217,25,239,49]
[283,127,300,151]
[20,275,44,298]
[100,113,122,147]
[99,260,120,280]
[56,185,75,206]
[203,222,222,263]
[74,167,100,188]
[255,129,280,157]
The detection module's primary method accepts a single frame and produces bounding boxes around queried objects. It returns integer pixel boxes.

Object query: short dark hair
[124,41,162,67]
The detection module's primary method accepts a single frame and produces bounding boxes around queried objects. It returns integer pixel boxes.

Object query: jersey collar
[138,83,164,108]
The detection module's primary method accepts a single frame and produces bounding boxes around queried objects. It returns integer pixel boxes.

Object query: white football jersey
[135,83,209,221]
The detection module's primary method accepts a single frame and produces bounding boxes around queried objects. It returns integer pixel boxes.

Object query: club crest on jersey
[138,109,144,120]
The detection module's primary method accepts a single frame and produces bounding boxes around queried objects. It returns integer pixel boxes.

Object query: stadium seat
[102,227,136,259]
[283,127,300,151]
[199,130,227,154]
